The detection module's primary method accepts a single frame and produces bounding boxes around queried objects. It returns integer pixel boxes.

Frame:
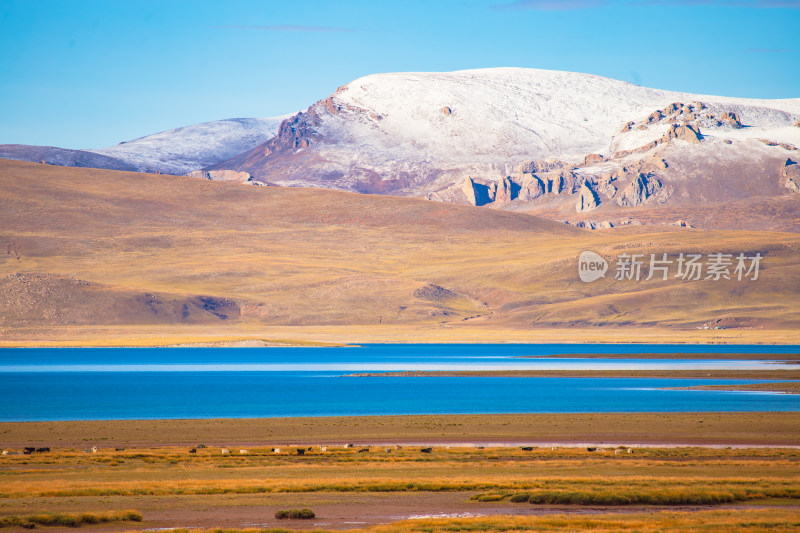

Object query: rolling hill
[0,115,290,175]
[2,159,798,345]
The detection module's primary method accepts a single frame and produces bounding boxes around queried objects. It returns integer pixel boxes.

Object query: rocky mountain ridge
[3,68,799,230]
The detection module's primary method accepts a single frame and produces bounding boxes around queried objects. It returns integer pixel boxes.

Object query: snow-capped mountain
[2,67,798,230]
[90,115,292,174]
[208,68,800,230]
[0,115,292,175]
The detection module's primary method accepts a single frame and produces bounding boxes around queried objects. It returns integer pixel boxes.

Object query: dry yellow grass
[2,159,800,344]
[1,445,798,498]
[3,412,800,448]
[1,444,798,530]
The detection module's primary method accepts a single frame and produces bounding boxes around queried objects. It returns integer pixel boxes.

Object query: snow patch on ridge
[90,115,293,174]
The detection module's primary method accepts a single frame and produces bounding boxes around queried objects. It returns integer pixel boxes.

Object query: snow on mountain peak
[315,67,799,164]
[90,114,294,174]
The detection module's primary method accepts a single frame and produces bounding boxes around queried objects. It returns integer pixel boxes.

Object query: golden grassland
[1,441,799,501]
[0,446,799,530]
[0,510,141,529]
[3,413,800,448]
[2,416,800,531]
[2,159,800,345]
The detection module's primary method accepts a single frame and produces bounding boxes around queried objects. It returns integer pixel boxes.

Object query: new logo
[578,251,608,283]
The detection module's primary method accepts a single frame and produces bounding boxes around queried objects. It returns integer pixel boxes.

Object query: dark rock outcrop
[616,173,663,207]
[583,153,605,165]
[575,181,600,212]
[721,111,743,128]
[494,176,517,204]
[782,158,800,193]
[518,175,546,201]
[665,123,702,143]
[461,177,497,206]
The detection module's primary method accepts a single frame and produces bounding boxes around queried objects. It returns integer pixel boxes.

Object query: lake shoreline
[4,325,800,348]
[2,412,799,448]
[346,369,800,379]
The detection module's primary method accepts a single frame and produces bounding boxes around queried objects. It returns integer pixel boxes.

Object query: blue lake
[0,344,798,421]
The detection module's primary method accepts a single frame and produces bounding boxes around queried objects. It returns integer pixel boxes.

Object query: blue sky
[1,0,798,149]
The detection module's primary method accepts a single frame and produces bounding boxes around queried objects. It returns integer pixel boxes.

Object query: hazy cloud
[494,0,610,10]
[213,24,357,33]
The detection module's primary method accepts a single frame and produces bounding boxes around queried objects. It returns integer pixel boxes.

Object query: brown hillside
[1,158,799,342]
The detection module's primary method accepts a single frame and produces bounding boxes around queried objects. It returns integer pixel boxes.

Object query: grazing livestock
[296,448,305,455]
[320,446,328,452]
[239,450,248,454]
[627,448,634,454]
[396,445,402,450]
[197,444,207,449]
[420,447,433,453]
[521,447,533,451]
[385,447,392,453]
[189,448,197,454]
[586,447,597,452]
[271,448,281,453]
[115,447,126,451]
[344,443,354,448]
[358,447,370,453]
[1,450,8,455]
[614,449,623,455]
[23,447,35,455]
[551,446,559,451]
[221,448,230,454]
[35,447,50,453]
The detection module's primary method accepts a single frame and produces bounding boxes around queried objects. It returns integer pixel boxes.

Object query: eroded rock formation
[616,173,663,207]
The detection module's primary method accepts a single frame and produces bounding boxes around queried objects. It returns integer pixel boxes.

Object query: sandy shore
[664,382,800,394]
[347,369,800,379]
[519,352,800,360]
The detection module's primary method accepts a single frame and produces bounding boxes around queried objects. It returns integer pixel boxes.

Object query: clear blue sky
[1,0,798,149]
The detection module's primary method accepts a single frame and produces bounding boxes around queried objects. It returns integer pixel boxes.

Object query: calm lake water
[0,344,798,421]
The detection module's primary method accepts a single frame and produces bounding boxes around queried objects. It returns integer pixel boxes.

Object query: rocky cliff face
[616,173,663,207]
[576,182,600,212]
[201,70,799,229]
[783,159,800,193]
[5,68,798,230]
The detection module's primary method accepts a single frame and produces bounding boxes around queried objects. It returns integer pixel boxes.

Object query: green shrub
[474,493,505,502]
[275,508,315,519]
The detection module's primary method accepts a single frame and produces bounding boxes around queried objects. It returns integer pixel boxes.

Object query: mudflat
[2,412,800,448]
